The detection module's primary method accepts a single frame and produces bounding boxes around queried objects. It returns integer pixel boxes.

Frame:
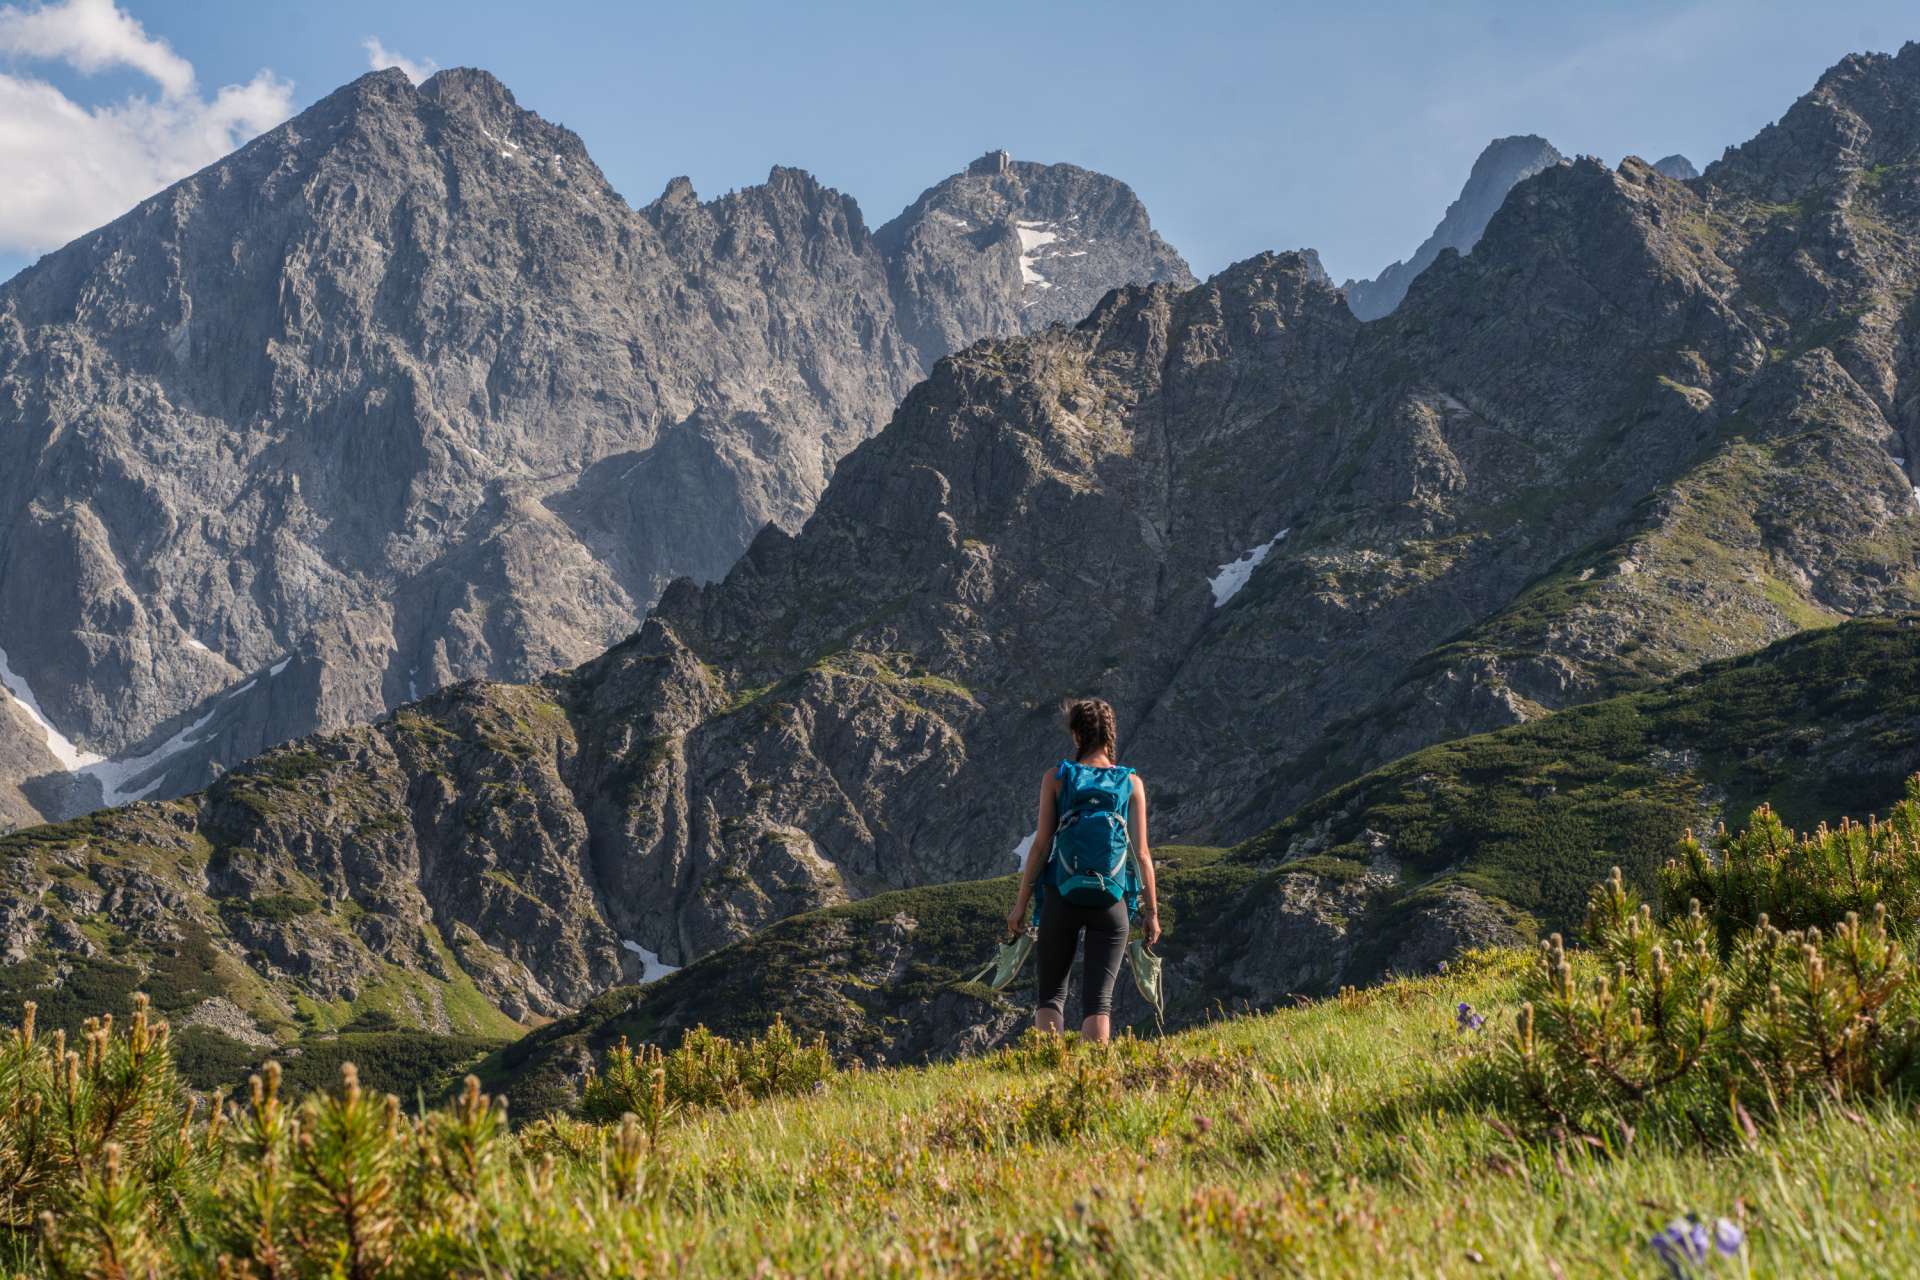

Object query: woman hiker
[1005,698,1161,1043]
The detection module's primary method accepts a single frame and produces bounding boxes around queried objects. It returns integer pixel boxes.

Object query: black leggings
[1035,886,1130,1023]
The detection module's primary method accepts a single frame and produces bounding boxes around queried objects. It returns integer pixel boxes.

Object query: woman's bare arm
[1008,769,1060,936]
[1130,774,1161,945]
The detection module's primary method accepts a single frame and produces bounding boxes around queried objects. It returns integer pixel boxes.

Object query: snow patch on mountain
[1015,220,1059,289]
[0,641,310,806]
[1208,530,1291,607]
[0,645,103,770]
[621,940,680,983]
[84,707,221,807]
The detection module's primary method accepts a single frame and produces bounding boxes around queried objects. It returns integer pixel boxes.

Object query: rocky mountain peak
[416,65,519,109]
[314,65,416,111]
[320,65,531,154]
[1289,247,1333,288]
[0,63,919,789]
[1463,134,1563,185]
[415,66,601,177]
[1181,249,1341,314]
[1706,41,1920,199]
[1652,154,1700,180]
[1343,133,1567,320]
[875,154,1193,358]
[651,175,699,209]
[684,167,875,259]
[764,163,827,194]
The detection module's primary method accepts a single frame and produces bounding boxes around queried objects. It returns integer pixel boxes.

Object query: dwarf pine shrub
[1,995,191,1237]
[1504,776,1920,1137]
[1663,778,1920,943]
[5,995,541,1278]
[578,1016,833,1123]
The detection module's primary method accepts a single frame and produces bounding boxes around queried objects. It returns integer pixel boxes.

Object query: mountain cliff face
[1342,134,1566,320]
[1653,154,1700,180]
[3,44,1920,1053]
[0,73,1189,830]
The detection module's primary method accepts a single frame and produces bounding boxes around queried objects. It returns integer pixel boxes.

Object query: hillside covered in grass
[1244,614,1920,934]
[10,948,1920,1276]
[492,617,1920,1111]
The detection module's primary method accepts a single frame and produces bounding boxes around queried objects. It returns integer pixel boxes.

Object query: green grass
[225,893,319,921]
[17,683,1920,1274]
[16,953,1920,1275]
[721,679,781,714]
[589,955,1916,1275]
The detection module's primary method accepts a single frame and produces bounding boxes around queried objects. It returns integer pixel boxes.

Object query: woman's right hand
[1006,901,1027,938]
[1143,908,1162,946]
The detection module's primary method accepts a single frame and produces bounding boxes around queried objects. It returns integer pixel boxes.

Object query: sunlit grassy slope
[577,954,1915,1276]
[14,948,1920,1276]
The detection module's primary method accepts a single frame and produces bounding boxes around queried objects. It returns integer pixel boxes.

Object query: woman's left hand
[1006,903,1026,938]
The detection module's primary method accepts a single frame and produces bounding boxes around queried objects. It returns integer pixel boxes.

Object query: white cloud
[0,0,292,255]
[0,0,191,95]
[363,36,435,86]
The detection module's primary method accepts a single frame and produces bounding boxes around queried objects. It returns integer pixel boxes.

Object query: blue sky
[0,0,1913,285]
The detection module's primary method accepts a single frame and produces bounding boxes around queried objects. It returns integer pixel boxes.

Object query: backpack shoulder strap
[1116,768,1142,914]
[1056,759,1085,810]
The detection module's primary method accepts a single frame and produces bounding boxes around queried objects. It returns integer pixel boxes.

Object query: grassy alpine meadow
[11,786,1920,1276]
[7,954,1920,1277]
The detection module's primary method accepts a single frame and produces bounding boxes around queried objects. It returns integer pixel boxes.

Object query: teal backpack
[1046,760,1142,914]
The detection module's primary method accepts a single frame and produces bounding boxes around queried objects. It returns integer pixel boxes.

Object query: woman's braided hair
[1064,698,1118,762]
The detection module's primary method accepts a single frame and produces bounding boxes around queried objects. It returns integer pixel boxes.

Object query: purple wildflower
[1455,1002,1486,1033]
[1650,1218,1710,1275]
[1649,1215,1741,1276]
